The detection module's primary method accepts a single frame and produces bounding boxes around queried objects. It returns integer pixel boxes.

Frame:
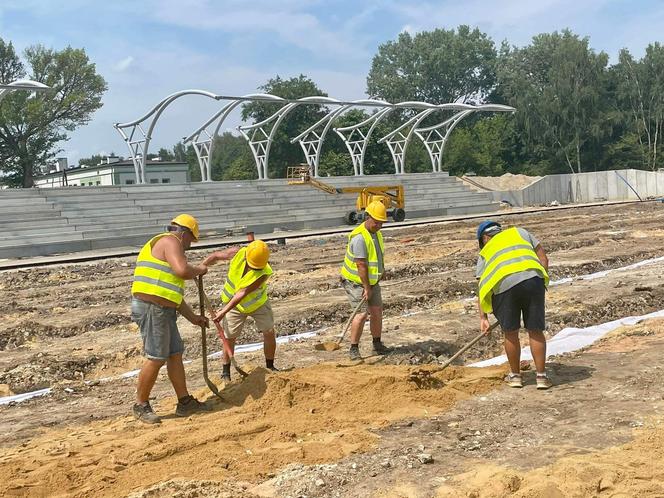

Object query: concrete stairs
[0,173,498,258]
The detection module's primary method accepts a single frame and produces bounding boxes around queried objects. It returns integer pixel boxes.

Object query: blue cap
[477,220,501,241]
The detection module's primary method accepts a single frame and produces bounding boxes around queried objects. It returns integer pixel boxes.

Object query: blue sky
[1,0,663,165]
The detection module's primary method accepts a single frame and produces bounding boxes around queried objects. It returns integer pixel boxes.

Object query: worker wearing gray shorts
[340,201,391,360]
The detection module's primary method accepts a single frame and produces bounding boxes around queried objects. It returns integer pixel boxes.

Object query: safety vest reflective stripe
[133,275,184,295]
[135,260,176,274]
[478,227,548,314]
[221,247,272,314]
[131,233,185,305]
[340,224,384,286]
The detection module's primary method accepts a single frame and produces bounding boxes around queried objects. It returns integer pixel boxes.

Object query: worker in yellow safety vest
[476,220,552,390]
[340,200,391,360]
[130,214,236,424]
[212,240,277,381]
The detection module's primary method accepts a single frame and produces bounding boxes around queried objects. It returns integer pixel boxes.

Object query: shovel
[438,321,500,371]
[201,289,249,378]
[197,276,224,399]
[315,297,366,352]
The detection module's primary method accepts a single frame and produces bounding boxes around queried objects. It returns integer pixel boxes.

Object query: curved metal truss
[116,92,515,183]
[114,90,220,184]
[183,94,283,181]
[290,99,390,177]
[0,79,50,105]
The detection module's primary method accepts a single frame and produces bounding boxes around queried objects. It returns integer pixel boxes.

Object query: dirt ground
[2,201,664,497]
[461,173,540,191]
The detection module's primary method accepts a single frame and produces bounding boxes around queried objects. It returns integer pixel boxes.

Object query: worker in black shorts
[475,221,552,389]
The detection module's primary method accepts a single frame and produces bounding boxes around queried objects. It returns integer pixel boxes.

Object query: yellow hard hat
[246,240,270,269]
[365,200,387,222]
[171,214,199,240]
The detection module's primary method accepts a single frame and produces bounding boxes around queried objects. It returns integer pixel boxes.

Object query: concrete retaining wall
[490,169,664,207]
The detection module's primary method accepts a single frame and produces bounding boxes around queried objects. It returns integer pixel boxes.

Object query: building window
[125,179,135,185]
[150,178,159,184]
[96,181,101,185]
[162,178,170,183]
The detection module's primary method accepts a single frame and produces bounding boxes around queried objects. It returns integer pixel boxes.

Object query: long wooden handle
[439,321,500,370]
[337,297,367,345]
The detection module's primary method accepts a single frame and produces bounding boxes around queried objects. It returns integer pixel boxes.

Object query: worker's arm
[162,236,207,279]
[534,244,548,272]
[477,296,491,335]
[201,246,240,266]
[355,258,372,301]
[177,299,209,327]
[213,275,268,322]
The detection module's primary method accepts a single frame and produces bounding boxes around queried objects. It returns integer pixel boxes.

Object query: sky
[1,0,663,165]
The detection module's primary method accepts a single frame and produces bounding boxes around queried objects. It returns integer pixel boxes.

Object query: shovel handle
[337,297,367,345]
[439,321,500,370]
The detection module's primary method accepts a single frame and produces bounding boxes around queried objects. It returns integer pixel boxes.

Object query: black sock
[222,363,231,376]
[372,337,382,344]
[178,395,191,404]
[266,359,274,369]
[350,344,359,349]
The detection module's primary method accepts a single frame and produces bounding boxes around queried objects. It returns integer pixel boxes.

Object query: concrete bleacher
[0,173,498,258]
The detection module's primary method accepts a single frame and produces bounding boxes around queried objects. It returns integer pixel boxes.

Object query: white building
[34,158,190,188]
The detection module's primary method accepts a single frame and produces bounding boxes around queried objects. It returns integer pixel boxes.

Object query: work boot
[221,363,231,382]
[133,402,161,424]
[536,374,553,390]
[372,340,391,355]
[504,373,523,388]
[266,359,279,372]
[349,346,361,361]
[175,395,212,417]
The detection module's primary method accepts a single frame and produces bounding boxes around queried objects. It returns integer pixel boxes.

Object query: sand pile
[436,423,664,497]
[0,363,502,497]
[462,173,540,191]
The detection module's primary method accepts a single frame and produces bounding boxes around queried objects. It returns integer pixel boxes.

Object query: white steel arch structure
[238,96,340,179]
[290,99,391,177]
[114,89,220,183]
[0,80,50,105]
[116,91,515,182]
[183,93,284,182]
[413,103,515,173]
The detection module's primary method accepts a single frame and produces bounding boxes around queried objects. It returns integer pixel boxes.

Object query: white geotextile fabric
[470,309,664,368]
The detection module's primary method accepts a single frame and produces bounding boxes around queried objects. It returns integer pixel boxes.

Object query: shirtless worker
[130,214,235,424]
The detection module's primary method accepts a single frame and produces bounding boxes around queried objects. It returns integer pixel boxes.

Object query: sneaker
[133,402,161,424]
[372,341,391,355]
[536,374,553,390]
[349,347,361,361]
[504,373,523,388]
[175,395,212,417]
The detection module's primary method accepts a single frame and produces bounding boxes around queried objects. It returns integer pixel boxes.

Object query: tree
[496,31,609,174]
[241,75,329,178]
[0,39,107,187]
[611,44,664,171]
[209,132,254,180]
[78,154,104,167]
[367,25,497,104]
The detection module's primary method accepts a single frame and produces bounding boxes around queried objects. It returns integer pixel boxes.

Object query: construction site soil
[2,201,664,497]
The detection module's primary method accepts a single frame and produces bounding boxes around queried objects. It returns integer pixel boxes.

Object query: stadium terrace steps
[0,173,497,258]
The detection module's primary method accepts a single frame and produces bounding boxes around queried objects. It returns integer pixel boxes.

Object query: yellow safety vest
[478,227,549,313]
[131,233,185,305]
[221,247,273,313]
[340,223,385,286]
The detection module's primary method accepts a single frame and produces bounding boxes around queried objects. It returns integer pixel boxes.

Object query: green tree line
[4,26,664,185]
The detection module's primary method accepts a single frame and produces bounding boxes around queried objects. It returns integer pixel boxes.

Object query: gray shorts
[342,279,382,311]
[131,297,184,360]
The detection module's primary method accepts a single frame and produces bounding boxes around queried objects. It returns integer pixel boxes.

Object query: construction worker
[212,239,277,381]
[131,214,212,424]
[476,220,552,389]
[341,200,390,360]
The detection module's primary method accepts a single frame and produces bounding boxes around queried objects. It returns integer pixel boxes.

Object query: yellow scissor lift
[287,165,406,224]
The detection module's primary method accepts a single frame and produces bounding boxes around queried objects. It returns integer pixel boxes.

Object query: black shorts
[491,276,545,332]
